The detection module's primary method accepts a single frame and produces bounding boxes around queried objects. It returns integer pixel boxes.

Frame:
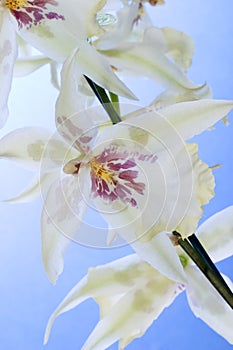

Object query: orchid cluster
[0,0,233,349]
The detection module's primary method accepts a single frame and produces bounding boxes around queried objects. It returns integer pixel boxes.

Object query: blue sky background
[0,1,233,349]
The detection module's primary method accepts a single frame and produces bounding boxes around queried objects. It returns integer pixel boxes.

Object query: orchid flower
[1,56,233,288]
[0,0,205,127]
[44,206,233,349]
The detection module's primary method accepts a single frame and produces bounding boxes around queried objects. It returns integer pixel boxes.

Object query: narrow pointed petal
[44,254,144,343]
[97,2,140,50]
[160,99,233,140]
[129,232,187,283]
[150,83,212,110]
[76,42,137,99]
[0,127,73,174]
[126,99,233,142]
[82,269,179,350]
[14,55,52,77]
[41,176,87,283]
[44,254,180,348]
[55,49,99,153]
[185,265,233,344]
[196,206,233,262]
[161,27,194,71]
[3,171,57,203]
[0,11,18,128]
[100,27,199,92]
[0,127,51,170]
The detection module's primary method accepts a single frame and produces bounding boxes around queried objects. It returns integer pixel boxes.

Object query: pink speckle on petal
[90,145,157,207]
[8,0,65,29]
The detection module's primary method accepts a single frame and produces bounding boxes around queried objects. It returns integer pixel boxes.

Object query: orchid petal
[44,254,180,348]
[129,232,187,283]
[16,1,136,100]
[75,42,137,99]
[161,27,194,71]
[41,176,87,283]
[185,265,233,344]
[92,120,214,243]
[100,28,199,92]
[58,0,106,39]
[160,99,233,140]
[0,127,52,170]
[126,99,233,142]
[82,270,179,350]
[14,55,52,77]
[96,2,140,50]
[55,49,99,154]
[44,254,144,343]
[196,206,233,263]
[150,83,212,110]
[0,11,18,128]
[3,171,57,203]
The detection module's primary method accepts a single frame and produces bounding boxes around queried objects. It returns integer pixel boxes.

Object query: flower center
[90,159,113,183]
[5,0,28,10]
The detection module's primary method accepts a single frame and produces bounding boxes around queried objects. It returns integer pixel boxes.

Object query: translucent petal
[0,127,52,170]
[3,171,57,203]
[100,28,199,92]
[44,254,144,343]
[96,2,140,50]
[196,206,233,262]
[14,55,52,77]
[125,99,233,142]
[82,269,179,350]
[44,254,180,348]
[186,265,233,344]
[55,50,99,153]
[161,27,194,71]
[0,11,18,128]
[58,0,106,39]
[41,176,88,283]
[150,83,212,110]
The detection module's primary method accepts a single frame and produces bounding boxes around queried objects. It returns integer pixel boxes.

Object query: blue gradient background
[0,1,233,349]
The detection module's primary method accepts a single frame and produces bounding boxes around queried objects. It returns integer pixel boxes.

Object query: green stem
[173,231,233,309]
[109,92,120,115]
[84,76,122,124]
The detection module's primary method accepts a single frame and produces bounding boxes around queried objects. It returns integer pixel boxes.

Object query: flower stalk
[173,231,233,308]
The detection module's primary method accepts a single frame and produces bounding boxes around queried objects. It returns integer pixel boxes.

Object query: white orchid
[1,51,233,287]
[44,206,233,349]
[0,0,206,128]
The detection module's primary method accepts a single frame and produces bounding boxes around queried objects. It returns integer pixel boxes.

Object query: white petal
[0,11,18,128]
[41,176,87,283]
[82,268,179,350]
[76,42,137,99]
[125,99,233,142]
[44,254,180,349]
[14,55,51,77]
[0,127,52,170]
[160,99,233,140]
[58,0,105,39]
[173,142,215,237]
[185,265,233,344]
[129,232,187,283]
[161,27,194,71]
[44,254,143,343]
[196,206,233,262]
[3,171,57,203]
[55,49,99,153]
[100,28,199,92]
[150,83,212,110]
[96,2,140,50]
